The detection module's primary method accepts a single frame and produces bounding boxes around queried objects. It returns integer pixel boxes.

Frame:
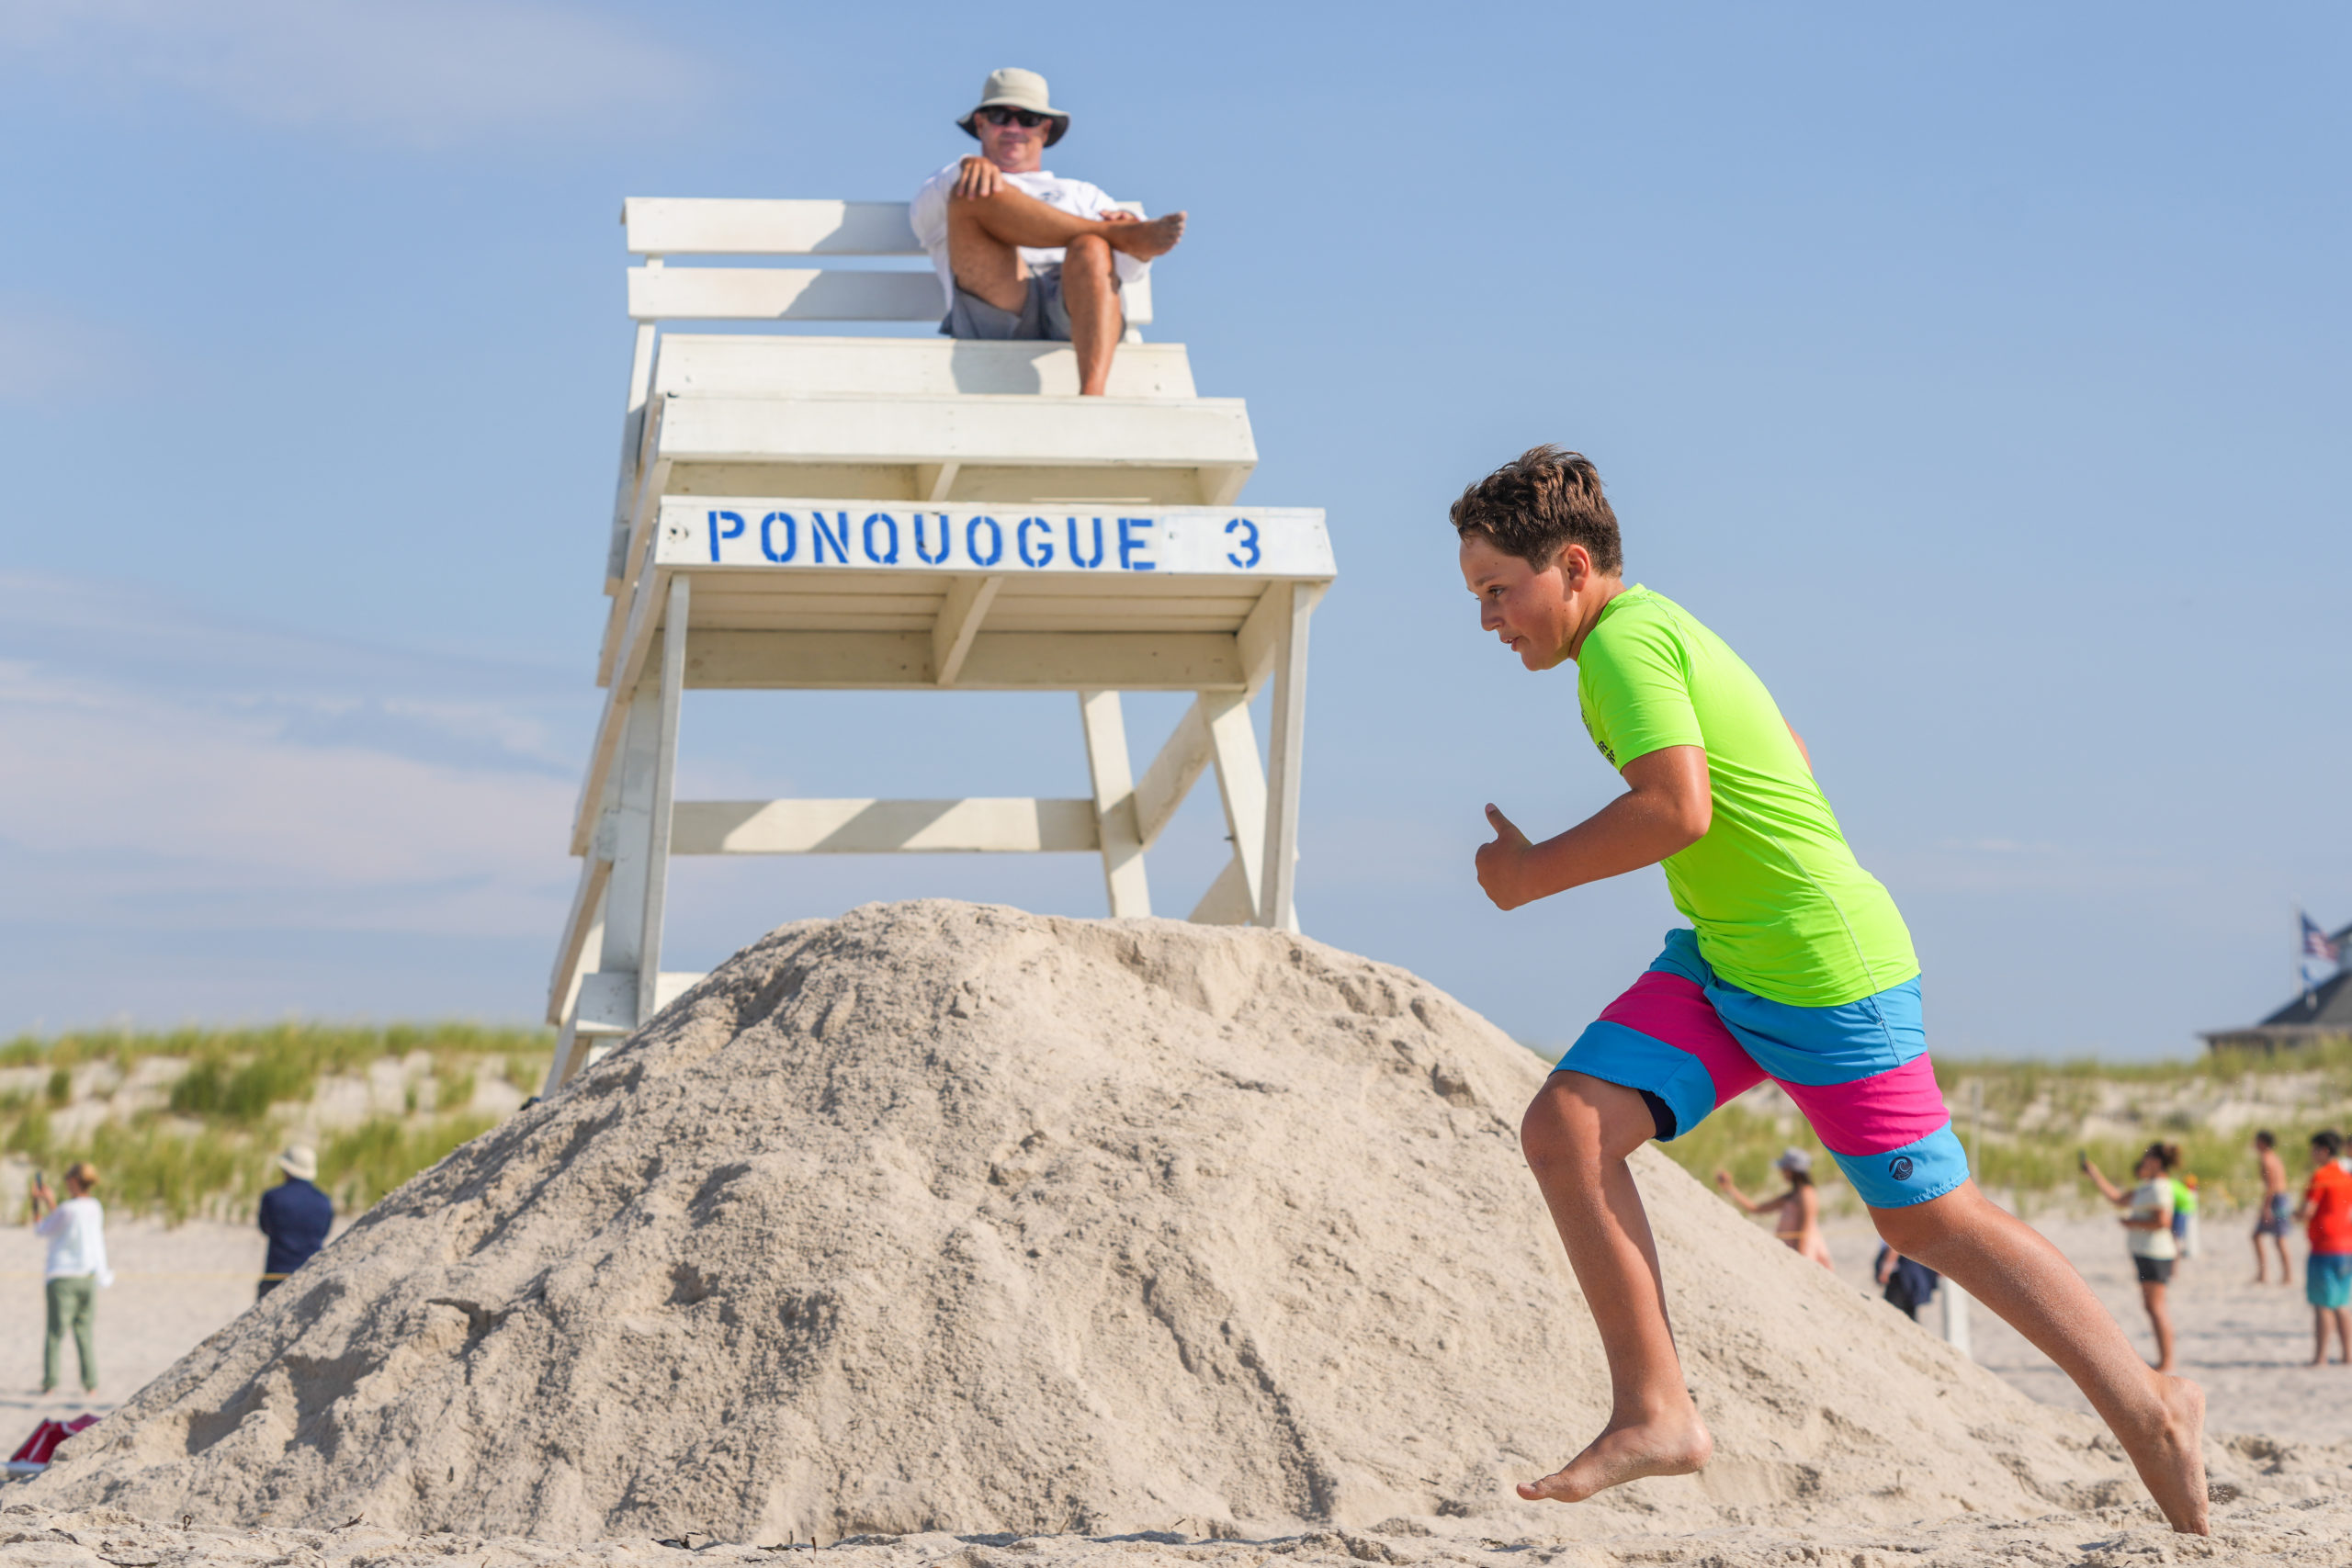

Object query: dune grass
[0,1022,551,1224]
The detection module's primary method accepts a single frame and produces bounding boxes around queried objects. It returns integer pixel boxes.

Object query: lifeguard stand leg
[635,578,690,1022]
[1078,690,1151,917]
[1189,691,1267,925]
[1260,584,1314,933]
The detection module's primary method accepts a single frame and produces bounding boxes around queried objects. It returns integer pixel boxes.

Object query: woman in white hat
[1715,1147,1836,1269]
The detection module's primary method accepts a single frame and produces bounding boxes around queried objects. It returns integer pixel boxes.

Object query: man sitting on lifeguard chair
[911,68,1188,396]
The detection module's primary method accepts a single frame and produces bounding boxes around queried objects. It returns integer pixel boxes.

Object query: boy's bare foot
[2115,1373,2208,1534]
[1516,1410,1713,1503]
[1104,211,1186,261]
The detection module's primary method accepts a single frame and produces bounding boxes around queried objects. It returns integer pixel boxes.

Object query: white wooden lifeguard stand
[543,198,1336,1090]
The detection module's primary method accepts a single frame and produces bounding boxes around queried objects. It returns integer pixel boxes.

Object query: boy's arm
[1786,722,1810,773]
[1476,746,1709,912]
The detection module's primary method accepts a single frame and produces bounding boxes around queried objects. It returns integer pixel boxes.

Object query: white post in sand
[1943,1077,1984,1358]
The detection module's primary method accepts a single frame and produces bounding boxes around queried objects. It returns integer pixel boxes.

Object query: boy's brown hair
[1449,445,1623,575]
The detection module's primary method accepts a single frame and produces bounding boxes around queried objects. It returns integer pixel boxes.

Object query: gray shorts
[940,266,1071,341]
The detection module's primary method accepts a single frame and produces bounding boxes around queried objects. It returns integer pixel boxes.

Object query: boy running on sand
[1452,446,2210,1534]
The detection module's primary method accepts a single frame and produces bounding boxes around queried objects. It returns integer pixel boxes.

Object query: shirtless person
[2252,1129,2293,1285]
[1714,1148,1834,1269]
[910,69,1186,396]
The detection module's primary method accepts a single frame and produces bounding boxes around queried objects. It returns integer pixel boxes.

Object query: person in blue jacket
[255,1145,333,1300]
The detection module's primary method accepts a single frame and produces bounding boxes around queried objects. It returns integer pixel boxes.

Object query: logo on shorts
[1888,1156,1916,1182]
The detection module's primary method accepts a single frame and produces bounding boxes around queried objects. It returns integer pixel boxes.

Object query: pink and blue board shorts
[1556,929,1969,1210]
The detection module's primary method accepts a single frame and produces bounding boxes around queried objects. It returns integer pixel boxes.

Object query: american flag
[2303,913,2341,964]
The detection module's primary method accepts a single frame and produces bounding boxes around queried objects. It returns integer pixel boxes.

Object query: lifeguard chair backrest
[622,197,1153,329]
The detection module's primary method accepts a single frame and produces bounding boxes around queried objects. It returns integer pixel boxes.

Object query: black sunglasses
[978,107,1051,129]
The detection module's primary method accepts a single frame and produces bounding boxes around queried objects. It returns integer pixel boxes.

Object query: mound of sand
[28,902,2160,1543]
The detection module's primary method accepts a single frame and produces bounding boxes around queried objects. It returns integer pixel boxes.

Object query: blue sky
[1,1,2344,1055]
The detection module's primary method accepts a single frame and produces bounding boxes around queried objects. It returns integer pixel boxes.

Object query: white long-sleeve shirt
[36,1196,112,1286]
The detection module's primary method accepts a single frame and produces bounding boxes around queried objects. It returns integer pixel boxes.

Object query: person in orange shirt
[2293,1130,2352,1367]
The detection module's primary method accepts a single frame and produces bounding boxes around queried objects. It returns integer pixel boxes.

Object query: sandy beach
[1822,1206,2352,1448]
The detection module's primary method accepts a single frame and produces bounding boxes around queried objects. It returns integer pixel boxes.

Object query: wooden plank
[933,574,1001,685]
[625,198,921,256]
[1132,697,1212,850]
[654,394,1257,468]
[653,334,1197,400]
[607,320,659,592]
[1189,855,1254,925]
[684,630,1245,692]
[685,591,947,615]
[694,613,938,633]
[672,797,1099,854]
[1204,688,1269,921]
[1259,583,1313,933]
[572,970,708,1036]
[544,852,611,1025]
[977,613,1247,635]
[629,267,942,322]
[593,682,661,965]
[658,498,1327,579]
[573,553,673,852]
[636,577,690,1025]
[1079,691,1150,917]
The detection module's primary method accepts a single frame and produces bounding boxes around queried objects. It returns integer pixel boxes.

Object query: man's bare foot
[2115,1372,2208,1534]
[1516,1410,1712,1503]
[1104,211,1186,261]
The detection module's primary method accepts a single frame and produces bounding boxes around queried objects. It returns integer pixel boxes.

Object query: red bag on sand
[10,1413,97,1465]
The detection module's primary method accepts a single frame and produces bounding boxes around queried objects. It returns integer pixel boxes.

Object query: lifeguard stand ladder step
[544,197,1335,1090]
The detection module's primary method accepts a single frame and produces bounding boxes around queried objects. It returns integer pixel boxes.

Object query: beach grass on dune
[0,1022,551,1224]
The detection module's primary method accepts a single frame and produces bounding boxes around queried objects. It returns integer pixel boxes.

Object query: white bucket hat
[1775,1146,1813,1176]
[279,1145,318,1181]
[957,67,1069,147]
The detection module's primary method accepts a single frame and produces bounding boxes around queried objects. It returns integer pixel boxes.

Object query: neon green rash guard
[1575,585,1918,1008]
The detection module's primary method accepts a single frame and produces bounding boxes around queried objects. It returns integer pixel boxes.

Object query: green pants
[43,1274,96,1393]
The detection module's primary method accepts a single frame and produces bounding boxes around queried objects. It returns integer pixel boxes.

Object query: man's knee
[1063,231,1114,272]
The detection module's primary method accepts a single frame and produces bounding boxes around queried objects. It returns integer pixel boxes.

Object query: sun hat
[279,1145,318,1181]
[957,67,1069,147]
[1775,1146,1813,1175]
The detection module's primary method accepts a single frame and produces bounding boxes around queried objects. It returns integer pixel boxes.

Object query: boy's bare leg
[2252,1229,2269,1284]
[1874,1183,2208,1534]
[1516,1072,1712,1502]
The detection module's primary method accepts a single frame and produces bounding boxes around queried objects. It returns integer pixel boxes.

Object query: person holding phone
[29,1163,111,1398]
[2083,1145,2179,1371]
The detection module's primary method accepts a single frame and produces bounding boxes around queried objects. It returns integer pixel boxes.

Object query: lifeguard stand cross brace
[543,198,1336,1090]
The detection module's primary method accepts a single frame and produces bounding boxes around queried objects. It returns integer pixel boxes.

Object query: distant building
[2203,919,2352,1051]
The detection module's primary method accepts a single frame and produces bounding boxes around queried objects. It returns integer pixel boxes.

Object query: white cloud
[0,0,706,145]
[0,660,577,935]
[0,572,591,940]
[0,304,145,402]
